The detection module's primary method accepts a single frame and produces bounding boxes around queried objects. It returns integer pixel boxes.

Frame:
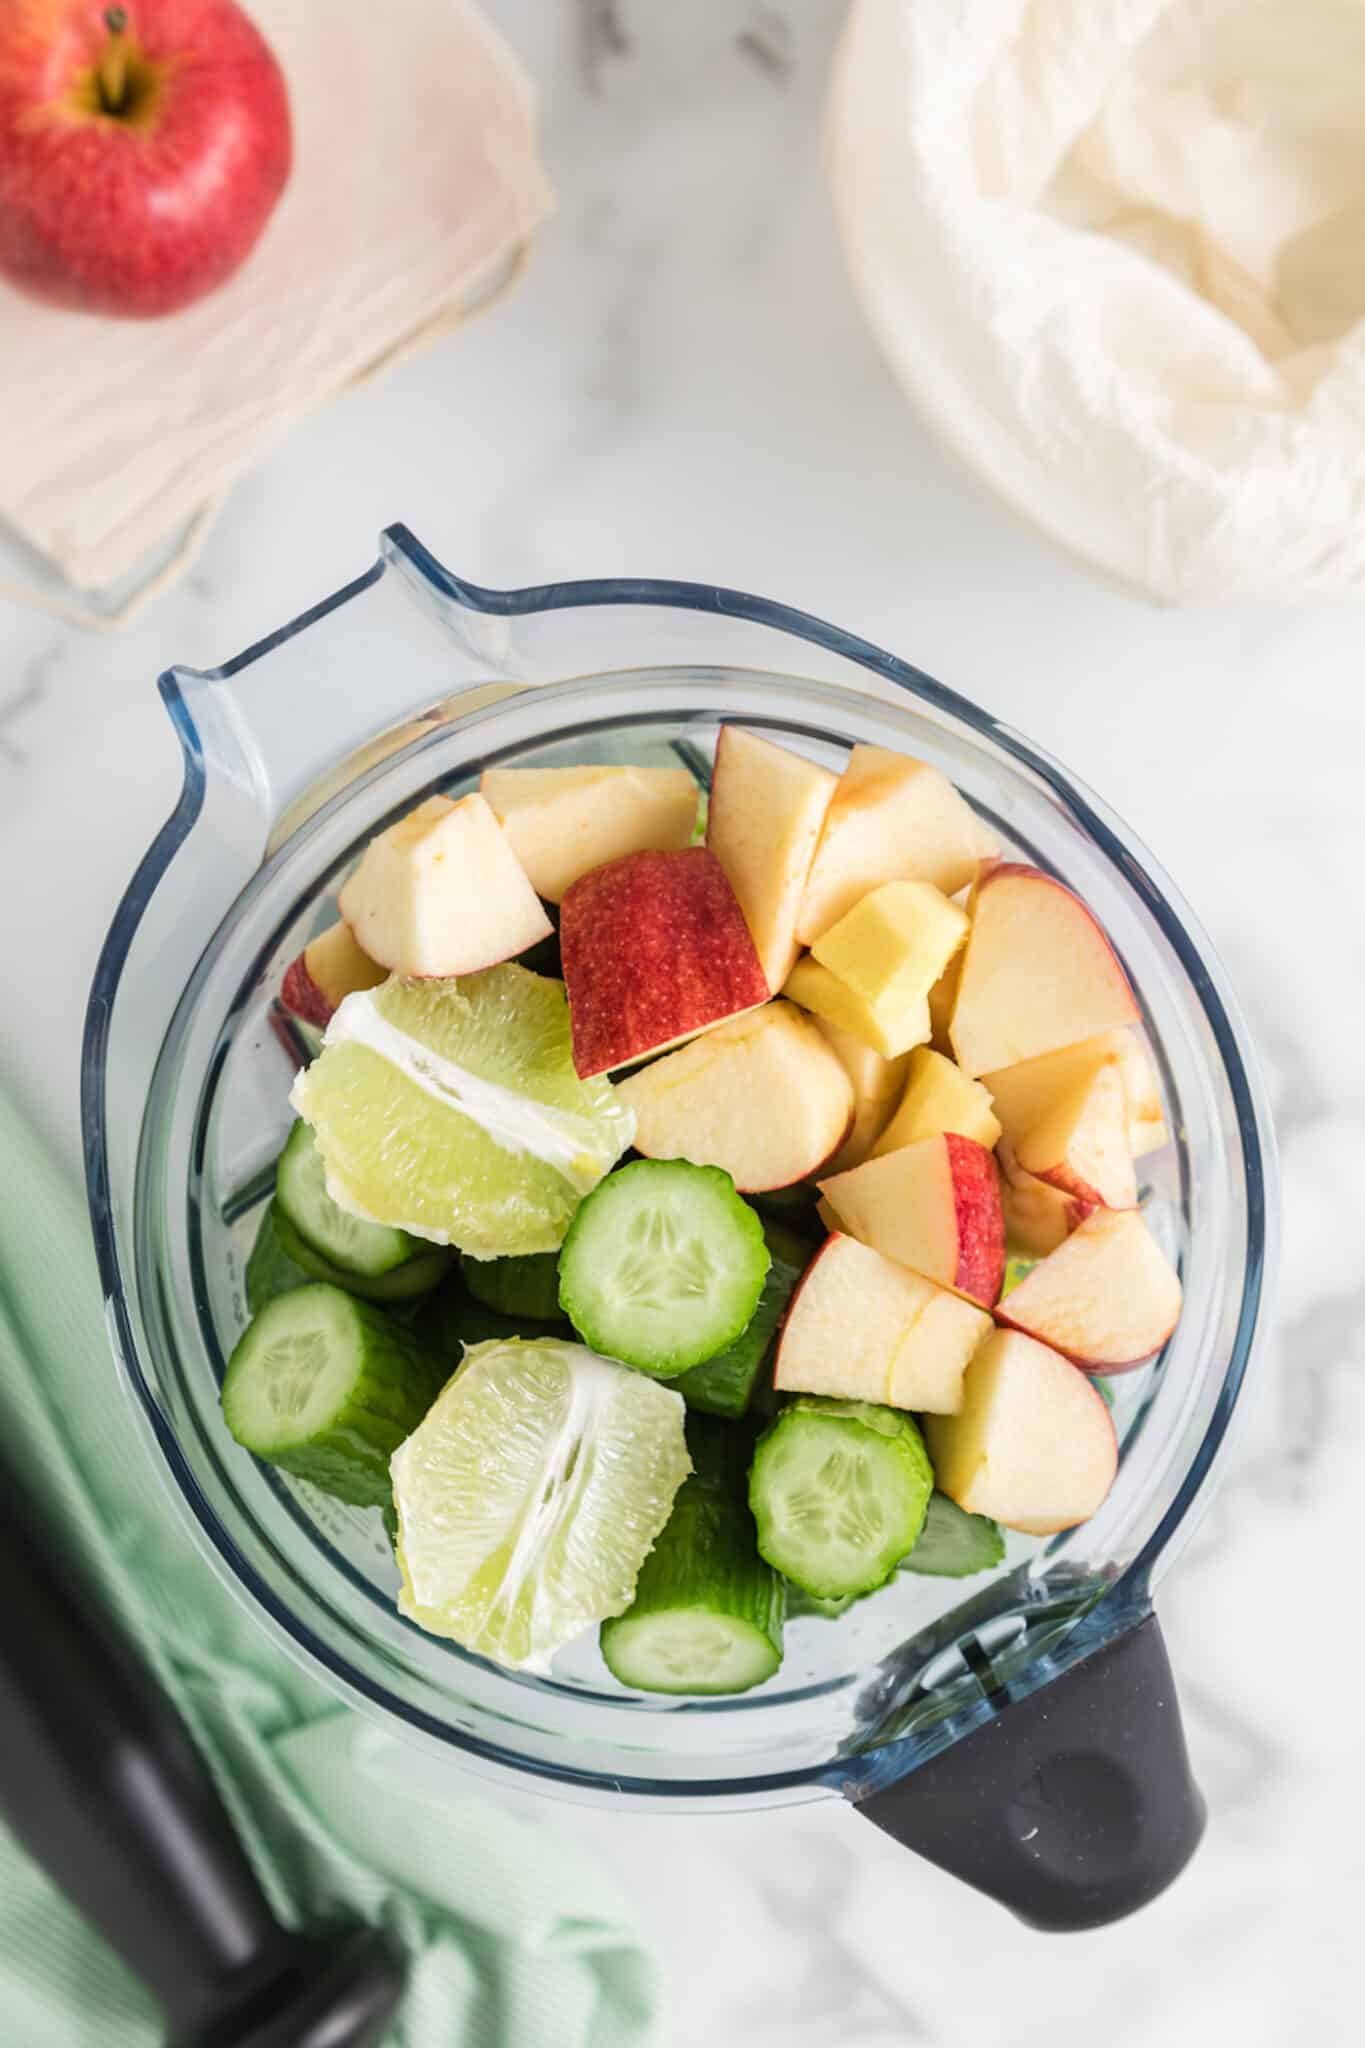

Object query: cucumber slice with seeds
[558,1159,769,1377]
[463,1250,563,1322]
[749,1396,933,1600]
[601,1419,783,1694]
[222,1283,445,1508]
[276,1120,426,1278]
[671,1220,810,1417]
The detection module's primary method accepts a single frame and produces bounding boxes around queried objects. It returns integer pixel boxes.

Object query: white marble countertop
[1,4,1361,2043]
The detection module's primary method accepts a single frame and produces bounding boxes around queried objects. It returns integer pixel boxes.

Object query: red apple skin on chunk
[948,864,1140,1078]
[774,1233,989,1415]
[996,1208,1182,1373]
[924,1329,1118,1536]
[615,1000,854,1192]
[1015,1058,1137,1211]
[819,1133,1004,1307]
[997,1137,1092,1257]
[0,0,292,319]
[280,923,386,1030]
[560,847,771,1077]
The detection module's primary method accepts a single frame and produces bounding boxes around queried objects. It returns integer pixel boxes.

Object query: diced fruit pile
[221,734,1181,1693]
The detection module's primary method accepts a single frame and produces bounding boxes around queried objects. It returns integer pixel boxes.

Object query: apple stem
[97,9,132,115]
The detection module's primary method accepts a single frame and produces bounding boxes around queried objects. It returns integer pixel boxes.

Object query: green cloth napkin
[0,1079,658,2047]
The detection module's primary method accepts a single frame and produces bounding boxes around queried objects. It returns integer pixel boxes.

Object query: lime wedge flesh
[391,1337,691,1671]
[292,965,634,1260]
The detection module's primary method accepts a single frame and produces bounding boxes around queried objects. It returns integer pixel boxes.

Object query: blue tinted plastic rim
[80,524,1273,1798]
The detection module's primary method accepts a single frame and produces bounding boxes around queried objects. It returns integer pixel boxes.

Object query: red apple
[996,1136,1092,1256]
[280,921,386,1030]
[774,1232,990,1415]
[996,1207,1182,1373]
[560,847,770,1077]
[0,1,291,319]
[924,1328,1118,1536]
[338,795,551,980]
[705,725,836,992]
[616,1000,854,1192]
[948,863,1140,1078]
[819,1133,1004,1307]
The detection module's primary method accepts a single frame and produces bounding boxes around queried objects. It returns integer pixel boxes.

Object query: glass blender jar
[83,527,1277,1930]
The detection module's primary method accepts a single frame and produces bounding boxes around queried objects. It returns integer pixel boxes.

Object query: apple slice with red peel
[280,922,386,1029]
[924,1328,1118,1535]
[560,847,771,1077]
[996,1208,1182,1372]
[810,1018,909,1173]
[997,1137,1092,1257]
[948,864,1140,1078]
[871,1046,1001,1157]
[796,746,997,944]
[706,727,837,991]
[1015,1059,1136,1210]
[616,1000,853,1191]
[819,1134,1004,1307]
[339,794,551,979]
[480,765,698,903]
[774,1233,989,1413]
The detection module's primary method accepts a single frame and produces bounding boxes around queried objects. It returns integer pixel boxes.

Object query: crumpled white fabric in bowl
[827,0,1365,602]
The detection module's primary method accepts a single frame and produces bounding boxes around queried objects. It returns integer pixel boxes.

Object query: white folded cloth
[828,0,1365,602]
[0,0,552,615]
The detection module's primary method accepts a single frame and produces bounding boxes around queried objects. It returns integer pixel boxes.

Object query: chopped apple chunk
[706,726,837,992]
[948,864,1140,1077]
[796,745,998,944]
[924,1328,1118,1535]
[481,765,698,903]
[338,794,551,979]
[616,1000,854,1191]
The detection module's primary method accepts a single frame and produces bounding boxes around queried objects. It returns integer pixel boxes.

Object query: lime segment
[391,1337,691,1670]
[291,965,635,1260]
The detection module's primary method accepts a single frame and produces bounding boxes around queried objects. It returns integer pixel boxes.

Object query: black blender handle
[857,1612,1205,1930]
[0,1461,405,2047]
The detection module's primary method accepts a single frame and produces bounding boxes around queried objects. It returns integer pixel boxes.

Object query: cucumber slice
[558,1159,770,1377]
[221,1283,445,1508]
[463,1250,563,1322]
[749,1396,933,1600]
[671,1221,810,1417]
[276,1120,425,1278]
[272,1204,451,1305]
[601,1419,783,1694]
[901,1491,1004,1578]
[245,1201,310,1315]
